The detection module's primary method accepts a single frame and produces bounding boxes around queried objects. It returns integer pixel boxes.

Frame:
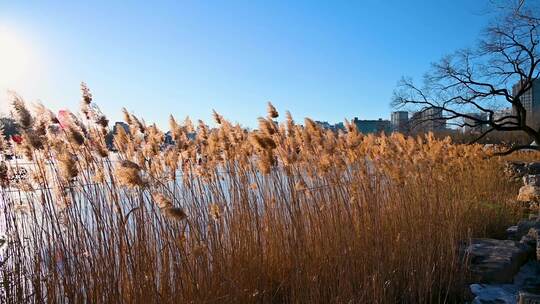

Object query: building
[409,108,445,133]
[334,122,345,131]
[114,121,130,134]
[391,111,409,133]
[462,113,488,134]
[105,122,130,150]
[351,117,392,134]
[163,131,174,146]
[315,121,332,129]
[512,79,540,129]
[493,108,515,125]
[315,121,345,132]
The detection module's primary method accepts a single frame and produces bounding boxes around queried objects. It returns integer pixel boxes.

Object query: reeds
[0,86,526,303]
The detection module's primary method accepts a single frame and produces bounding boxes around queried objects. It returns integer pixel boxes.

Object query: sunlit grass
[0,85,525,303]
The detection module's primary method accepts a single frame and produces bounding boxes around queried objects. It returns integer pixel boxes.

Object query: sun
[0,26,34,84]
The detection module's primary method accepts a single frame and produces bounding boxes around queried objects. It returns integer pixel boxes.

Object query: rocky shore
[467,162,540,304]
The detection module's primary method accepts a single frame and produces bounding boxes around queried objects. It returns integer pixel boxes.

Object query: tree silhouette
[393,1,539,154]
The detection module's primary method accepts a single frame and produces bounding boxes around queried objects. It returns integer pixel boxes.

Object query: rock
[518,225,540,261]
[518,185,540,202]
[506,162,540,178]
[508,220,540,242]
[524,175,540,187]
[509,161,527,171]
[466,238,533,283]
[529,229,540,261]
[521,233,537,248]
[508,225,519,240]
[515,261,540,293]
[527,163,540,175]
[506,161,528,178]
[471,261,540,304]
[507,220,540,241]
[470,284,517,303]
[518,291,540,303]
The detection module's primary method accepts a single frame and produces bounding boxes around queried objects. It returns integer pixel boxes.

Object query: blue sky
[0,1,493,128]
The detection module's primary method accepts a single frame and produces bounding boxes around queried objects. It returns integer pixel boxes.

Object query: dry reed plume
[0,85,528,303]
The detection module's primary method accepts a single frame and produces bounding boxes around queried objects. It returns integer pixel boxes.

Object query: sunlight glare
[0,26,34,84]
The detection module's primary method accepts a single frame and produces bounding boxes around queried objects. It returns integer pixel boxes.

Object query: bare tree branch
[393,3,540,155]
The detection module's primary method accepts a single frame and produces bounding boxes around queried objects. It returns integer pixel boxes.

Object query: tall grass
[0,86,523,303]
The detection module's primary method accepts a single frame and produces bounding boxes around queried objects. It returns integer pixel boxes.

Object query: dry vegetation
[0,85,527,303]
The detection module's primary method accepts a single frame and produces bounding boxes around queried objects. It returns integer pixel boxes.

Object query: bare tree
[393,1,540,154]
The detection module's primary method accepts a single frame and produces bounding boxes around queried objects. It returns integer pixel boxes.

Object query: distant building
[462,113,488,134]
[493,108,516,125]
[334,122,345,131]
[391,111,409,133]
[409,108,445,132]
[114,121,130,134]
[352,117,392,134]
[512,79,540,129]
[105,122,130,150]
[315,121,333,130]
[164,131,174,146]
[315,121,345,132]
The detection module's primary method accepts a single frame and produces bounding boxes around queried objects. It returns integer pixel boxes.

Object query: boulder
[466,238,533,283]
[470,284,517,303]
[506,161,528,178]
[527,163,540,175]
[508,225,520,240]
[516,262,540,300]
[470,261,540,304]
[518,291,540,303]
[506,162,540,178]
[527,227,540,261]
[522,228,540,261]
[508,220,540,241]
[518,185,540,202]
[520,231,537,248]
[524,175,540,187]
